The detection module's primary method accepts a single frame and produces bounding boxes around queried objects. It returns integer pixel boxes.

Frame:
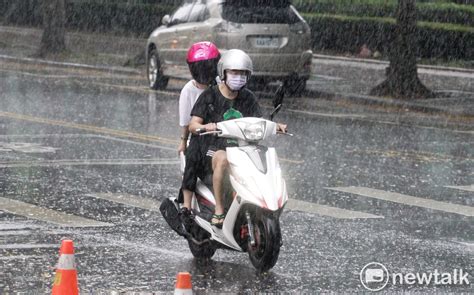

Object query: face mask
[226,73,247,91]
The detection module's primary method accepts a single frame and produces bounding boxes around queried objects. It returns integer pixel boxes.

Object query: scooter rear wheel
[248,214,281,272]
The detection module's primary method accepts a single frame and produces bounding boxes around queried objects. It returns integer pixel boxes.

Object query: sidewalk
[1,25,473,117]
[309,56,474,116]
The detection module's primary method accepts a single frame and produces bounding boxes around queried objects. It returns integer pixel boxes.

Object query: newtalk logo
[360,262,470,291]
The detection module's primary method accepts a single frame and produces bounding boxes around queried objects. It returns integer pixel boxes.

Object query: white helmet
[217,49,253,81]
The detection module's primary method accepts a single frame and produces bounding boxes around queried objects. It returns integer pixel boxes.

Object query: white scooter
[160,87,290,272]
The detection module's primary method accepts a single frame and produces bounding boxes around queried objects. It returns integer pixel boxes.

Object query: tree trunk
[38,0,66,56]
[370,0,434,99]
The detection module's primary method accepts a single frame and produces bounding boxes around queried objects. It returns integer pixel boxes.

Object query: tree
[370,0,434,99]
[38,0,66,56]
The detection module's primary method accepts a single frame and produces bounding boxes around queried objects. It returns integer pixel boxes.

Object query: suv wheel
[147,48,169,90]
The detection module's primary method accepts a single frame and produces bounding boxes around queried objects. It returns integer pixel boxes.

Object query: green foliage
[0,0,471,60]
[293,0,474,26]
[304,13,473,60]
[0,0,175,36]
[66,2,175,36]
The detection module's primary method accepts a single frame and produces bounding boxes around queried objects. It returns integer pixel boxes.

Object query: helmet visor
[188,59,219,85]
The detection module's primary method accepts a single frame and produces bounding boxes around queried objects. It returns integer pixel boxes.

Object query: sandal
[211,213,225,229]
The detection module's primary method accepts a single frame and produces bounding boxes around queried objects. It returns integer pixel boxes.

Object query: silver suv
[146,0,312,92]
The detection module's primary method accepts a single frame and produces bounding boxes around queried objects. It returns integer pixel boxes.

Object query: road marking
[0,158,179,168]
[347,148,473,163]
[85,193,162,212]
[85,193,379,219]
[0,142,60,153]
[0,111,178,145]
[311,74,343,81]
[326,187,474,217]
[286,198,383,219]
[0,133,177,151]
[0,197,114,227]
[0,230,33,236]
[0,244,60,250]
[0,221,42,230]
[0,254,47,260]
[445,185,474,193]
[0,112,303,164]
[280,158,304,164]
[287,108,366,119]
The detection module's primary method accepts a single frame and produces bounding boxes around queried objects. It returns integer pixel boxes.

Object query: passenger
[189,49,287,228]
[178,42,220,226]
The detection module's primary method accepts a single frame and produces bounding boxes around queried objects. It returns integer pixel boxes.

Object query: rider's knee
[213,151,228,169]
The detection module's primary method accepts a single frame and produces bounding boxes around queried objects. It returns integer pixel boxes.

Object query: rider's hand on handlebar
[277,123,288,133]
[203,123,217,132]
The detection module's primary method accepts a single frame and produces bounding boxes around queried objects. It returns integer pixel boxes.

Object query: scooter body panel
[170,118,288,264]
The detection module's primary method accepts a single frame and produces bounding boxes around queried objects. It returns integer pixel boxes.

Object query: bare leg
[211,150,228,223]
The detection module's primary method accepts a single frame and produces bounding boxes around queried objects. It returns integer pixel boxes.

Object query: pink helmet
[186,41,220,85]
[187,41,220,63]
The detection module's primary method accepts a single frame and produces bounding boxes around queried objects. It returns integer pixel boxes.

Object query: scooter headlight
[237,121,266,142]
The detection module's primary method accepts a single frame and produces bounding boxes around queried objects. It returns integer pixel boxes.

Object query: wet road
[0,64,473,293]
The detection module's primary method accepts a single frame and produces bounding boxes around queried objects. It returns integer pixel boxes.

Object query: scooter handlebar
[195,128,205,134]
[277,131,294,137]
[199,130,222,136]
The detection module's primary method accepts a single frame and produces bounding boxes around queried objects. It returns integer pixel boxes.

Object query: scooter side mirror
[162,14,170,26]
[270,83,285,121]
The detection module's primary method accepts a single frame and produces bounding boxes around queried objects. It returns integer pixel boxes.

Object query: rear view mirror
[273,83,285,109]
[270,83,285,121]
[161,14,170,26]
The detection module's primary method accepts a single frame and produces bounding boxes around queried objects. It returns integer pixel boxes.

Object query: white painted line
[287,109,366,119]
[0,133,177,151]
[0,133,92,138]
[286,198,383,219]
[0,244,59,250]
[0,230,32,236]
[86,193,379,219]
[0,221,42,230]
[0,254,46,260]
[312,74,343,81]
[326,187,474,217]
[445,185,474,193]
[85,193,162,212]
[95,135,177,151]
[0,197,114,227]
[0,158,179,168]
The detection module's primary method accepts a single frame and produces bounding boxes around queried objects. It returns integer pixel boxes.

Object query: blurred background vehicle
[146,0,313,94]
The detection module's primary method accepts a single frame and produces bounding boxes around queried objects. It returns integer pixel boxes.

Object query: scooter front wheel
[248,214,282,272]
[187,238,216,259]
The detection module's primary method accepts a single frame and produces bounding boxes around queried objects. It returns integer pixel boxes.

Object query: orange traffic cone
[52,239,79,295]
[174,272,193,295]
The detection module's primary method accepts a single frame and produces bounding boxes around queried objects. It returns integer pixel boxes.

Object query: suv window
[221,1,299,24]
[188,3,210,23]
[170,2,194,26]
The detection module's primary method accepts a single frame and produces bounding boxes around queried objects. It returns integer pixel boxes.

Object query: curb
[0,54,141,75]
[307,89,474,118]
[313,54,474,74]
